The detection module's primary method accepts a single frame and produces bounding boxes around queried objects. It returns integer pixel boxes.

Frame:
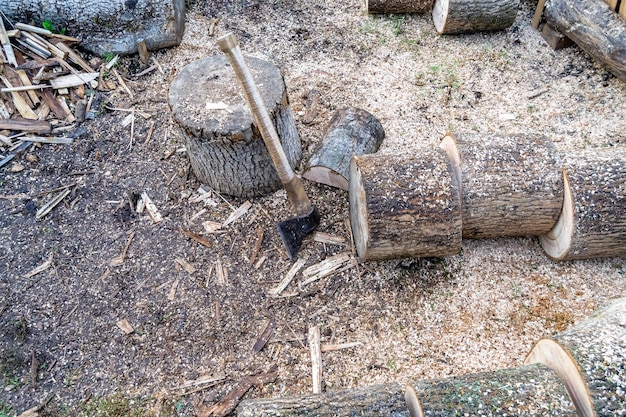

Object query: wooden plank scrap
[16,70,40,105]
[49,72,99,89]
[0,16,17,66]
[313,231,346,245]
[55,42,96,73]
[308,326,322,394]
[39,88,69,119]
[0,76,37,120]
[301,252,353,286]
[0,119,51,134]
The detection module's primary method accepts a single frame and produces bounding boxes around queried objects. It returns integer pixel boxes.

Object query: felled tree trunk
[543,0,626,82]
[168,55,302,198]
[539,147,626,260]
[405,363,577,416]
[440,133,563,239]
[0,0,185,55]
[432,0,519,34]
[525,297,626,417]
[349,147,462,261]
[303,107,385,191]
[236,383,409,416]
[365,0,434,14]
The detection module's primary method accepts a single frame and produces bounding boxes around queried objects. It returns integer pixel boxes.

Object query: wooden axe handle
[217,32,312,216]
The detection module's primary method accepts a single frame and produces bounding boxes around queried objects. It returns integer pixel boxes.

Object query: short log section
[168,55,302,198]
[543,0,626,82]
[524,297,626,417]
[365,0,433,14]
[349,147,462,261]
[539,147,626,260]
[236,383,408,416]
[405,363,577,416]
[432,0,519,34]
[440,133,563,239]
[303,107,385,191]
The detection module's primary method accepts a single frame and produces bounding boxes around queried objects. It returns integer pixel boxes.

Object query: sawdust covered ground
[1,0,625,415]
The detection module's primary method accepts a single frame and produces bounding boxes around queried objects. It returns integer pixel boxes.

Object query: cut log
[524,297,626,417]
[405,363,577,416]
[432,0,519,34]
[303,107,385,191]
[349,147,461,261]
[168,55,302,198]
[539,146,626,260]
[440,133,563,239]
[236,383,409,416]
[543,0,626,82]
[365,0,433,14]
[0,0,185,56]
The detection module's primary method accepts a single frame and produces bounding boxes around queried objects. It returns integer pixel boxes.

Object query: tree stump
[432,0,519,34]
[440,133,563,239]
[303,107,385,191]
[349,147,462,261]
[543,0,626,82]
[0,0,185,55]
[365,0,434,14]
[236,383,408,416]
[168,55,302,198]
[539,147,626,260]
[405,363,577,416]
[524,297,626,417]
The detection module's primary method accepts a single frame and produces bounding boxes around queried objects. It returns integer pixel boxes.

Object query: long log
[0,0,185,56]
[539,146,626,260]
[405,363,577,416]
[236,383,409,416]
[440,133,563,239]
[432,0,519,35]
[524,297,626,417]
[168,55,302,198]
[349,147,461,261]
[543,0,626,82]
[303,107,385,191]
[365,0,434,14]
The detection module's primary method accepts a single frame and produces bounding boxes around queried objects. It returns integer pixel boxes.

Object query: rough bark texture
[0,0,185,55]
[432,0,519,34]
[525,297,626,417]
[365,0,434,14]
[406,363,577,417]
[236,383,409,417]
[349,147,462,261]
[440,133,563,239]
[544,0,626,82]
[303,107,385,191]
[539,147,626,260]
[168,55,302,198]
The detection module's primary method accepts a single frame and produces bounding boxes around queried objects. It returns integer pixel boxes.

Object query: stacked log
[303,107,385,191]
[525,297,626,416]
[432,0,520,35]
[405,363,577,416]
[348,147,462,261]
[539,146,626,260]
[440,133,563,239]
[542,0,626,82]
[168,55,302,198]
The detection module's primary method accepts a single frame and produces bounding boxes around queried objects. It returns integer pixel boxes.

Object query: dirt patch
[1,0,626,415]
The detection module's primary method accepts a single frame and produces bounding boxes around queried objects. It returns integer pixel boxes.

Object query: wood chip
[216,258,228,285]
[270,258,307,296]
[222,200,252,227]
[202,220,223,234]
[253,317,276,352]
[308,325,322,394]
[168,279,180,301]
[321,341,363,352]
[175,257,197,274]
[170,373,227,393]
[116,319,135,334]
[141,192,163,223]
[301,252,353,286]
[181,228,213,248]
[313,232,346,245]
[49,72,99,89]
[249,227,264,266]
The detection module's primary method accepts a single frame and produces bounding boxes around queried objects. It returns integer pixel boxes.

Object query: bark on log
[440,133,563,239]
[168,55,302,198]
[349,147,462,261]
[405,363,577,416]
[432,0,519,34]
[303,107,385,191]
[543,0,626,82]
[524,297,626,417]
[539,146,626,260]
[0,0,185,56]
[365,0,434,14]
[236,383,409,416]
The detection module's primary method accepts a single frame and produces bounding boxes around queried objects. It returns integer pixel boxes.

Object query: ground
[1,0,626,416]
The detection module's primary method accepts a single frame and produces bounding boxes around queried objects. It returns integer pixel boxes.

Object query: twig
[110,231,136,266]
[36,188,71,219]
